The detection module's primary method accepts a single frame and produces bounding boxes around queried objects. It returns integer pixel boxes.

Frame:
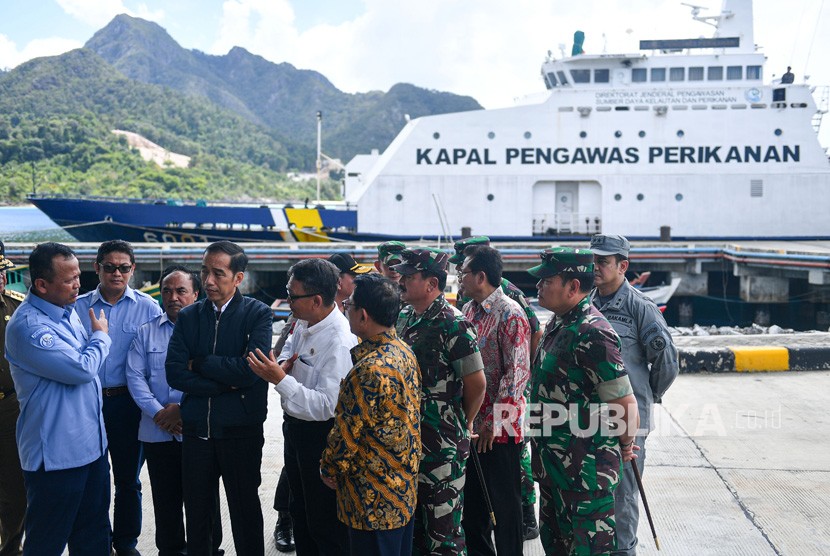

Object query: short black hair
[352,274,401,327]
[29,242,76,283]
[421,270,447,291]
[466,246,502,288]
[288,258,339,307]
[160,264,201,295]
[204,241,248,273]
[96,240,134,265]
[559,271,594,293]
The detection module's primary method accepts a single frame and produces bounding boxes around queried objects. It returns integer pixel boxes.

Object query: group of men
[0,231,677,556]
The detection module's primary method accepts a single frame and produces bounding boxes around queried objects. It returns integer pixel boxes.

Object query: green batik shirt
[530,295,633,493]
[397,295,483,460]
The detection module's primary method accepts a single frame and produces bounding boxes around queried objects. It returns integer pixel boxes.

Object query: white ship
[344,0,830,241]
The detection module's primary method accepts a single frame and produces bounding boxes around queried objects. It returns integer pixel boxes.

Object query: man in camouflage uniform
[450,236,542,539]
[590,235,678,556]
[0,242,26,556]
[394,248,486,555]
[527,247,639,555]
[375,240,407,282]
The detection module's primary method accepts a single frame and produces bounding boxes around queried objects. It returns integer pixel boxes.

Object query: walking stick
[470,448,497,527]
[632,462,660,550]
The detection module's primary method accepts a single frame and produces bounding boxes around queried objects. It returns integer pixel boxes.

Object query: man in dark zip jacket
[166,241,272,556]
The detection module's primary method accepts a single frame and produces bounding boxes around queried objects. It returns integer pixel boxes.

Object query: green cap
[377,241,407,265]
[448,236,491,264]
[392,248,449,276]
[527,247,594,278]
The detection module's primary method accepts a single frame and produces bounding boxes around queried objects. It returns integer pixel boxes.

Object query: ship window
[614,131,622,138]
[689,66,704,81]
[636,194,644,201]
[433,132,440,139]
[524,131,532,139]
[675,193,684,201]
[632,68,647,82]
[707,66,723,80]
[614,194,622,201]
[677,130,685,137]
[579,131,587,138]
[747,65,762,80]
[571,69,591,83]
[774,128,782,136]
[395,194,403,201]
[488,131,496,139]
[594,69,610,83]
[727,66,743,80]
[751,180,763,197]
[638,131,646,138]
[557,71,568,85]
[669,67,685,81]
[547,72,558,87]
[487,194,495,201]
[650,68,666,82]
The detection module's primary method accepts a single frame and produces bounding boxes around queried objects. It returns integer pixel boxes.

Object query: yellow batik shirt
[320,329,421,530]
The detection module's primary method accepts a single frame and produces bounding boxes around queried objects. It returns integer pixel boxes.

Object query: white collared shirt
[276,307,357,421]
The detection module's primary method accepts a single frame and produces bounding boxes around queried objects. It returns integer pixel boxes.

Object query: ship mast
[316,110,322,203]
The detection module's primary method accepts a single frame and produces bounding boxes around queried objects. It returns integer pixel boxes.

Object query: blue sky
[1,0,829,126]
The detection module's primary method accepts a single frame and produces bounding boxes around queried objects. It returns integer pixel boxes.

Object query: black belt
[102,386,129,397]
[0,388,15,401]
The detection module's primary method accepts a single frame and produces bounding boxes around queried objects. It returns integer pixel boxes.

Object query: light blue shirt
[4,292,111,472]
[76,286,162,388]
[126,313,183,443]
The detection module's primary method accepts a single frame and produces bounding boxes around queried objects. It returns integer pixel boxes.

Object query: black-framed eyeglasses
[101,263,133,274]
[459,270,476,278]
[342,298,357,311]
[286,290,320,302]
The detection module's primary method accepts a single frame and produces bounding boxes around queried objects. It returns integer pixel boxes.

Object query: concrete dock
[109,370,830,556]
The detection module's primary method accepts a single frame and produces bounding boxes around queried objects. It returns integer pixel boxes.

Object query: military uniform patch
[39,333,54,348]
[650,336,667,351]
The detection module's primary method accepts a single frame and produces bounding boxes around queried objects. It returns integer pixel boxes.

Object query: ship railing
[532,213,602,235]
[811,85,829,135]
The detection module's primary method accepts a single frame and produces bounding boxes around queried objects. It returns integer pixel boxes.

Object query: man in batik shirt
[321,274,421,555]
[459,246,530,555]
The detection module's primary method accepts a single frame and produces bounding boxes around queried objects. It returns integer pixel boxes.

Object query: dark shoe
[274,527,295,552]
[113,549,141,556]
[274,512,295,552]
[522,503,540,541]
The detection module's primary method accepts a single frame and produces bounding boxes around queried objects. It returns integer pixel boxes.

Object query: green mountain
[0,14,482,204]
[84,14,482,161]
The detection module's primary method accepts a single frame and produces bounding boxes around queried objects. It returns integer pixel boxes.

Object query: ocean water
[0,205,74,241]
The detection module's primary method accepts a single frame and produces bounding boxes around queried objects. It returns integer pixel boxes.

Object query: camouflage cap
[328,253,373,275]
[590,234,630,258]
[377,241,407,265]
[0,241,14,270]
[527,247,594,278]
[392,248,449,276]
[448,236,491,264]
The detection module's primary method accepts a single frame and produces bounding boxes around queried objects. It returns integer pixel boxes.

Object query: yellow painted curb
[729,346,789,372]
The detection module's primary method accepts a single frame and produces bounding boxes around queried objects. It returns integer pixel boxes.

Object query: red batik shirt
[463,287,531,443]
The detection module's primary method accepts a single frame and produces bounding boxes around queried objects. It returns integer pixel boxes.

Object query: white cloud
[207,0,830,112]
[55,0,164,28]
[0,34,83,70]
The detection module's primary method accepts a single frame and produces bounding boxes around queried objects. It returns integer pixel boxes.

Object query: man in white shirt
[248,258,357,555]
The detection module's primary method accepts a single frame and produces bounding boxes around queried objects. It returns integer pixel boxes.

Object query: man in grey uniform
[590,234,679,556]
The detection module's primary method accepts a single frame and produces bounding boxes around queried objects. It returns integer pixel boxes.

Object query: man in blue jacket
[166,241,272,556]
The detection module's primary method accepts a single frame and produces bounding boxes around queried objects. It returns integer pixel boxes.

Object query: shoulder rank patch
[649,336,667,351]
[4,290,26,302]
[39,333,55,348]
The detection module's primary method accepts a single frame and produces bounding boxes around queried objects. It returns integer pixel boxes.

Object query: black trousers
[144,441,222,556]
[0,395,26,556]
[182,435,264,556]
[462,441,524,556]
[282,416,347,556]
[273,466,290,513]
